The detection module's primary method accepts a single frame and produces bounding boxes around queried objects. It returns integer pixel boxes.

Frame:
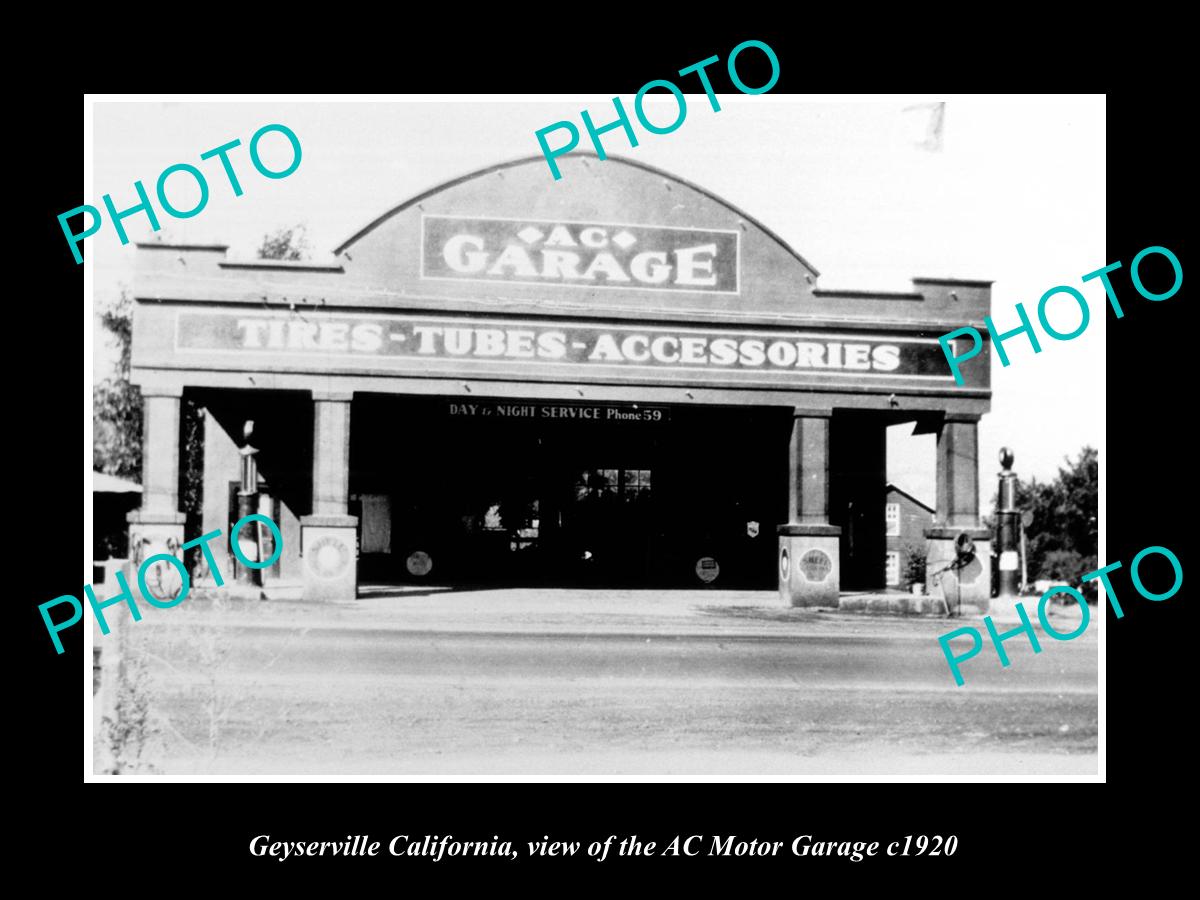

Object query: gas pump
[236,420,262,588]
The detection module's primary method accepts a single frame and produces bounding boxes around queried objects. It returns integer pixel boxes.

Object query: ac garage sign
[177,311,960,382]
[421,216,740,294]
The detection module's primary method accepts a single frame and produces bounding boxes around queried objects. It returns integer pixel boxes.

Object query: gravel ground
[92,587,1097,780]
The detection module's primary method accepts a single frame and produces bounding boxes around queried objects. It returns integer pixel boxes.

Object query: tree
[93,291,142,480]
[1006,447,1098,595]
[257,225,310,261]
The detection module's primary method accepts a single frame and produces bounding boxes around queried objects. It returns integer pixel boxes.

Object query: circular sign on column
[140,555,185,603]
[780,548,790,581]
[798,549,832,582]
[308,535,351,580]
[406,550,433,577]
[695,556,720,584]
[958,555,984,585]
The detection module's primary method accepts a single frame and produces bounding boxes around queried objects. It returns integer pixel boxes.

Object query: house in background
[885,483,934,588]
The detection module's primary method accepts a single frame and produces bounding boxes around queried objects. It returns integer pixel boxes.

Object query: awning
[93,471,142,494]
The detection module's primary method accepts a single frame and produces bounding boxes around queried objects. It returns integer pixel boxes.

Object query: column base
[926,527,992,615]
[300,515,359,601]
[126,510,188,600]
[126,510,186,557]
[778,524,841,608]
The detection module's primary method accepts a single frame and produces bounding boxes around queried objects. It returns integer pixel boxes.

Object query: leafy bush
[904,543,927,588]
[1040,548,1100,601]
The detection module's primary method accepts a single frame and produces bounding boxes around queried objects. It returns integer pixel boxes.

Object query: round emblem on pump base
[308,535,351,580]
[957,554,984,585]
[406,550,433,577]
[798,549,832,583]
[695,556,720,584]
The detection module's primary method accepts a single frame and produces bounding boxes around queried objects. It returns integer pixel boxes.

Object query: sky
[89,96,1105,510]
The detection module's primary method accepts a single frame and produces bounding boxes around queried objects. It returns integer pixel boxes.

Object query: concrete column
[312,396,351,515]
[300,392,358,601]
[926,414,992,613]
[778,410,840,608]
[935,417,981,528]
[788,414,830,524]
[141,393,182,513]
[127,387,186,580]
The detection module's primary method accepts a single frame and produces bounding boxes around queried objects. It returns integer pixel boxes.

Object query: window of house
[885,502,901,537]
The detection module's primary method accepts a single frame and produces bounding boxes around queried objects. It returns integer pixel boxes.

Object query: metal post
[1019,514,1030,593]
[996,447,1020,602]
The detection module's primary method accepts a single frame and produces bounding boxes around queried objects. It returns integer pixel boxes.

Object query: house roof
[886,483,934,513]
